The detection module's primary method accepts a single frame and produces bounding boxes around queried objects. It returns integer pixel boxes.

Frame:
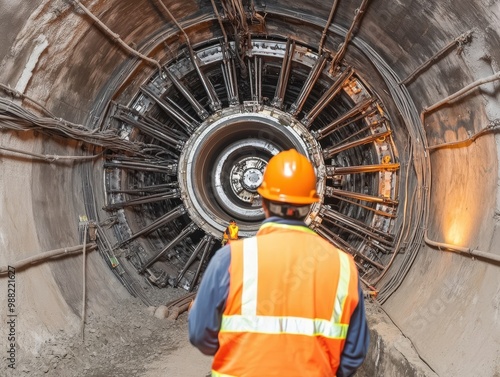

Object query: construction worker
[221,219,239,246]
[189,149,369,376]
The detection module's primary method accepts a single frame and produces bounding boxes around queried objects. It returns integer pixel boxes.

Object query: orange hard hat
[257,149,319,205]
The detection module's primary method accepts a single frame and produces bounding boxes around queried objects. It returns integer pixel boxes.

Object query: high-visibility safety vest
[212,222,360,377]
[224,224,239,240]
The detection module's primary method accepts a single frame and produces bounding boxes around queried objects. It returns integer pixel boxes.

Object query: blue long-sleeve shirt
[189,217,370,377]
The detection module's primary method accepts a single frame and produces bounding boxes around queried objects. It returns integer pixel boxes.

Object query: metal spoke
[326,191,397,218]
[114,107,186,151]
[317,225,385,270]
[315,225,354,254]
[221,43,239,106]
[272,39,295,109]
[323,130,392,159]
[104,160,177,175]
[139,222,199,273]
[103,189,180,210]
[173,235,210,287]
[107,183,178,194]
[327,163,400,175]
[141,85,199,134]
[188,236,215,292]
[313,98,375,140]
[114,204,187,248]
[248,55,263,103]
[328,188,398,205]
[290,52,329,116]
[302,67,354,126]
[320,205,394,245]
[161,68,209,120]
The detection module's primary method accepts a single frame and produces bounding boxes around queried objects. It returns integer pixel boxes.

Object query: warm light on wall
[444,216,468,245]
[441,179,475,247]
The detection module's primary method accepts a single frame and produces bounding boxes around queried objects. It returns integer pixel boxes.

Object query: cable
[0,146,103,162]
[81,224,88,341]
[427,119,500,151]
[0,97,167,157]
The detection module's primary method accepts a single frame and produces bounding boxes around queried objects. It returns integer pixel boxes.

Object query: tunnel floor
[8,292,435,377]
[9,286,212,377]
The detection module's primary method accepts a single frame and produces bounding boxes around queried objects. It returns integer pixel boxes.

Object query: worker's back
[212,224,360,376]
[189,150,369,376]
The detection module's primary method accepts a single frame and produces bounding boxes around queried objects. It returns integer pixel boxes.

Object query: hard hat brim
[257,186,319,205]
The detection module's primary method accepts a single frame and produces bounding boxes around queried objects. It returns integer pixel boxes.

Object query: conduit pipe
[69,0,163,72]
[421,71,500,121]
[424,232,500,264]
[420,72,500,265]
[426,119,500,151]
[0,243,97,274]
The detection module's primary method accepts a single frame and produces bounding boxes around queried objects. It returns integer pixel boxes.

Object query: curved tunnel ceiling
[0,0,499,375]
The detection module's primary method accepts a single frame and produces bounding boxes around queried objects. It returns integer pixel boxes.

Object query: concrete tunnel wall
[0,0,499,375]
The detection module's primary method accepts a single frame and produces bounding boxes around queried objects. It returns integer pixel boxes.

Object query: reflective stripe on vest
[212,371,236,377]
[332,249,351,324]
[220,237,351,340]
[221,315,349,339]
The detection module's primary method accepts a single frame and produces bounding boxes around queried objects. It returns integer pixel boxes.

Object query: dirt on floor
[6,287,212,377]
[5,291,425,377]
